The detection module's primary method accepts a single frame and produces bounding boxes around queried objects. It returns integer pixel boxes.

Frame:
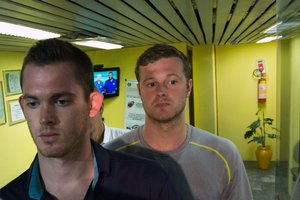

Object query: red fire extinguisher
[258,75,266,102]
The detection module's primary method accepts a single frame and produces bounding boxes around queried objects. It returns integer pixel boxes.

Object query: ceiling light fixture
[256,36,282,43]
[0,21,60,40]
[264,21,300,34]
[73,40,123,50]
[263,22,282,34]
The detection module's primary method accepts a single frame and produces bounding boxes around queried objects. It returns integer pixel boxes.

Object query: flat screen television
[93,66,120,98]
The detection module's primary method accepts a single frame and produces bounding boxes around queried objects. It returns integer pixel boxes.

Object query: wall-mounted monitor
[93,66,120,98]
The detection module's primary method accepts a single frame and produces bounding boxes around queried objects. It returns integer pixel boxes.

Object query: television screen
[93,66,120,98]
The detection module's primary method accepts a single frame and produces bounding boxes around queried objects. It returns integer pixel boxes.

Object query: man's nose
[156,82,167,97]
[39,104,57,126]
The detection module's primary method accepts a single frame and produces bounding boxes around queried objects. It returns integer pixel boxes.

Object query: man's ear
[186,79,193,97]
[18,95,25,112]
[89,92,104,117]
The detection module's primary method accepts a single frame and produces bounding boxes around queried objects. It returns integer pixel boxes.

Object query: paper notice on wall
[124,80,145,130]
[256,59,266,74]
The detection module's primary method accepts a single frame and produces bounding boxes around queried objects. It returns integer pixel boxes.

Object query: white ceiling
[0,0,299,52]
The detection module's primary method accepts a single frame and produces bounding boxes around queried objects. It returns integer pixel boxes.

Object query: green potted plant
[244,109,279,169]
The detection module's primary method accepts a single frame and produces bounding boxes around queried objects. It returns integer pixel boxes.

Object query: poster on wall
[7,99,25,126]
[124,80,145,130]
[3,70,22,96]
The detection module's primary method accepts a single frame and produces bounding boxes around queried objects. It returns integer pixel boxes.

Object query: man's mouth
[39,132,59,142]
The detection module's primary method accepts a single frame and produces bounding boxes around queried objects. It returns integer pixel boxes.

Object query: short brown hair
[135,44,191,81]
[21,39,93,101]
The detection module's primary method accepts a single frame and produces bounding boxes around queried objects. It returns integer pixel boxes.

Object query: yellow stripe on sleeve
[189,141,232,185]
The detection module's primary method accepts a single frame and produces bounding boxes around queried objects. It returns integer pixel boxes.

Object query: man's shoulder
[93,144,179,199]
[106,147,163,172]
[189,125,238,153]
[104,129,140,151]
[94,138,149,167]
[95,141,170,187]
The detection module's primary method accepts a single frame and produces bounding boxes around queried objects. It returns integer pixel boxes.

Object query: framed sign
[124,80,145,130]
[3,70,22,96]
[7,99,25,126]
[0,82,6,125]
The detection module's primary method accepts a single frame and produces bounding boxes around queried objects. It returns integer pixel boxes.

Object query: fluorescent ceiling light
[73,40,123,50]
[256,36,282,43]
[0,21,60,40]
[264,21,300,34]
[263,22,282,34]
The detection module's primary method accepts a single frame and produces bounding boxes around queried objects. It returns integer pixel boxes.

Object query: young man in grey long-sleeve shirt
[105,44,253,200]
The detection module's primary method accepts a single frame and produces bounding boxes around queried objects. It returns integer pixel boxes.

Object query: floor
[244,161,290,200]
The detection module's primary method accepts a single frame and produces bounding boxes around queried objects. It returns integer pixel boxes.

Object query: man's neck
[38,143,94,200]
[143,116,187,151]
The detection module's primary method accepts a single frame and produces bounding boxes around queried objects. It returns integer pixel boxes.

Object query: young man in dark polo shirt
[0,39,178,200]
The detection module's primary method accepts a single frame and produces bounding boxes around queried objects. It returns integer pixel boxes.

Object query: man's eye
[146,82,156,87]
[168,80,178,85]
[56,99,71,106]
[26,101,39,108]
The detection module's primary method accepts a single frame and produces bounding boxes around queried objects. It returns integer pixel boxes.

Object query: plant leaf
[264,118,274,125]
[267,133,277,139]
[253,136,264,144]
[244,130,254,139]
[247,139,254,144]
[248,119,260,130]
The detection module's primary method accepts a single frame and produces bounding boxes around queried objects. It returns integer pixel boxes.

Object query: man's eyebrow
[142,77,154,82]
[142,73,180,82]
[22,94,37,100]
[166,73,181,78]
[22,92,76,100]
[51,92,76,99]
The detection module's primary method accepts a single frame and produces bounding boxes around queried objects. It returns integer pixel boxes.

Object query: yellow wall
[277,39,291,162]
[192,45,217,133]
[215,42,277,160]
[287,36,300,168]
[0,52,36,187]
[192,42,277,160]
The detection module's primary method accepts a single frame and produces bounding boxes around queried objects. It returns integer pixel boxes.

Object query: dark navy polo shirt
[0,141,178,200]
